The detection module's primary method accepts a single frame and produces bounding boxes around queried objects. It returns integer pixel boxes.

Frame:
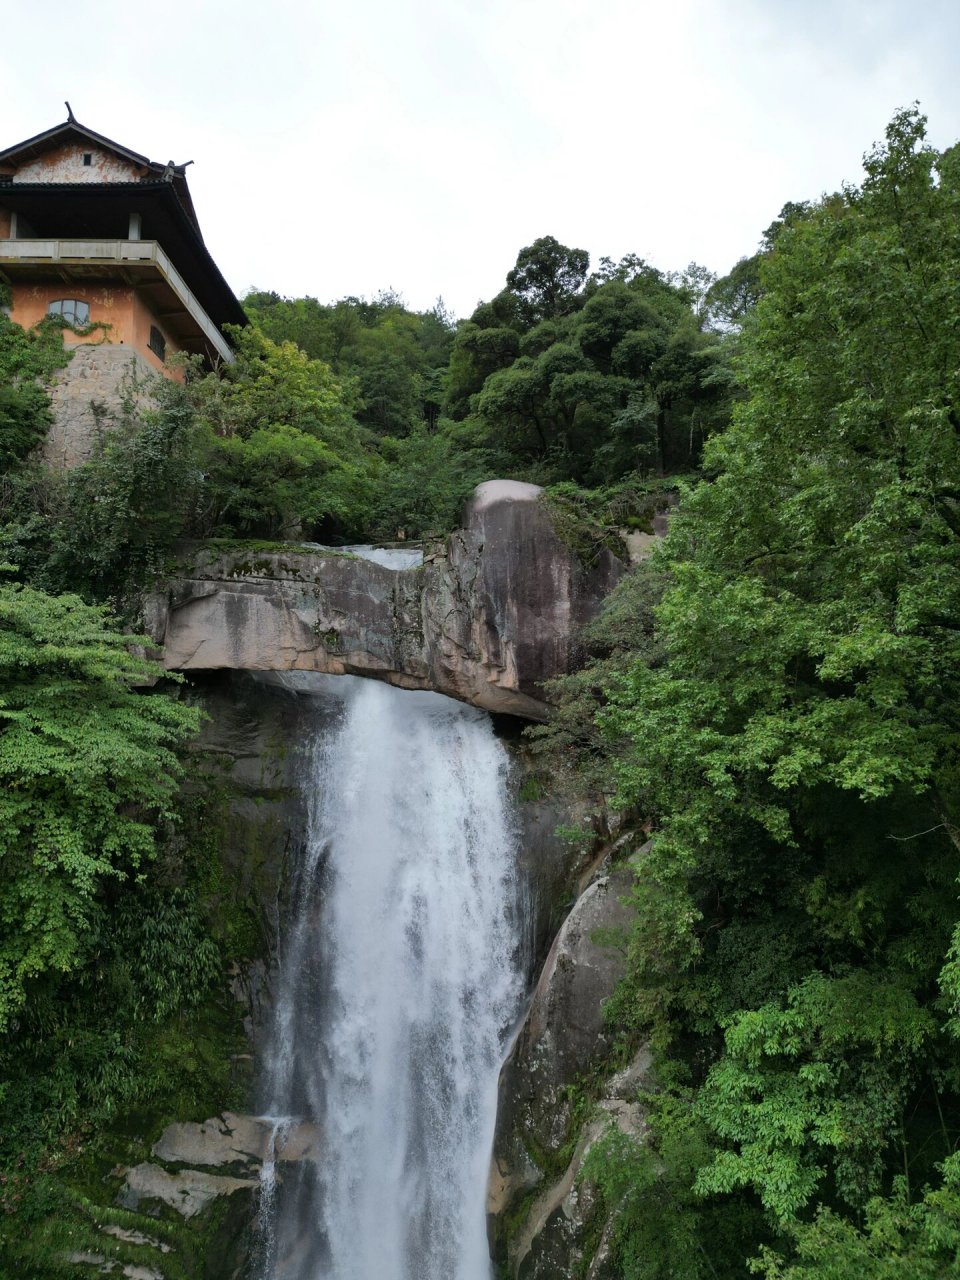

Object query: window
[148,325,166,362]
[47,298,90,326]
[82,152,92,167]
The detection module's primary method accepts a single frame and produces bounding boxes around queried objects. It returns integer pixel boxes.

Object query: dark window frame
[47,298,90,327]
[148,325,166,362]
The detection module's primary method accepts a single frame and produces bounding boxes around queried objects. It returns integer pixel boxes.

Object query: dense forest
[1,105,960,1277]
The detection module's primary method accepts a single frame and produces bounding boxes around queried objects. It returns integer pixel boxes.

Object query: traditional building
[0,108,246,465]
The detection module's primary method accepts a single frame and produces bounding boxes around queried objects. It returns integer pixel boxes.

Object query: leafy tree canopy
[0,301,70,469]
[446,239,734,481]
[0,581,199,1031]
[534,106,960,1279]
[242,289,456,437]
[505,234,590,324]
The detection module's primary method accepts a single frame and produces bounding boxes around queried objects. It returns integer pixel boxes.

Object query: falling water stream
[255,659,525,1279]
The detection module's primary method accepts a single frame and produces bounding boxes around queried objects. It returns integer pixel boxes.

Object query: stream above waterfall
[255,674,526,1280]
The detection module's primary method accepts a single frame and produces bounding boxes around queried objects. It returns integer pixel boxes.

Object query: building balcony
[0,238,234,364]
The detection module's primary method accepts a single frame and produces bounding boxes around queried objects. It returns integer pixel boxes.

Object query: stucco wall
[9,282,183,377]
[12,143,143,184]
[12,282,136,341]
[129,294,182,375]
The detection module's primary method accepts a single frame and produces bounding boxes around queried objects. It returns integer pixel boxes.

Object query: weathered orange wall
[11,281,135,342]
[126,296,179,377]
[8,282,183,380]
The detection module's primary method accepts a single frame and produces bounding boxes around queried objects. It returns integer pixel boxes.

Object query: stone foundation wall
[43,343,156,469]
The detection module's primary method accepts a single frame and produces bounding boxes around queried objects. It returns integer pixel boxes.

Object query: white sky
[3,0,959,318]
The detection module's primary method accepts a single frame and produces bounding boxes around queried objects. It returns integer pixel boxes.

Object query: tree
[704,202,815,333]
[539,107,960,1277]
[189,326,374,539]
[42,380,205,600]
[704,254,763,330]
[607,105,960,904]
[242,289,456,438]
[0,581,199,1030]
[505,235,590,324]
[0,303,70,470]
[461,258,732,479]
[444,322,522,419]
[752,1159,960,1279]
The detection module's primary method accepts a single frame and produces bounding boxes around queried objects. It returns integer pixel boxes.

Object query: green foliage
[0,887,222,1145]
[1,329,380,600]
[527,528,669,805]
[0,739,255,1277]
[605,103,960,876]
[364,419,493,538]
[45,379,204,601]
[189,326,373,539]
[242,289,456,436]
[705,254,763,331]
[227,297,474,537]
[130,248,737,559]
[540,475,678,561]
[446,241,734,482]
[753,1156,960,1279]
[444,321,521,420]
[539,106,960,1278]
[505,234,590,324]
[0,384,53,472]
[581,1091,767,1279]
[0,310,70,469]
[0,581,199,1030]
[696,973,937,1218]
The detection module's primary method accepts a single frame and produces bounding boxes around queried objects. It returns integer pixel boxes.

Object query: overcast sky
[4,0,960,318]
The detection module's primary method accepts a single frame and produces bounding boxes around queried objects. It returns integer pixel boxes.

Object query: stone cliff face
[489,841,653,1279]
[145,480,624,720]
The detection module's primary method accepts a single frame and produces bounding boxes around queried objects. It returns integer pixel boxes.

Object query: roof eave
[0,182,247,332]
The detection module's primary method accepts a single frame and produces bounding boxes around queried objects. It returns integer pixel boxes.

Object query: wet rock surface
[150,1111,320,1168]
[119,1162,259,1221]
[510,1048,653,1279]
[115,1110,322,1224]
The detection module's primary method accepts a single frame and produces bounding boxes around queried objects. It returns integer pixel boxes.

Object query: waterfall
[257,674,524,1280]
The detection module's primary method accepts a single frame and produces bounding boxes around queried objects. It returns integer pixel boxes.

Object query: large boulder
[144,481,624,720]
[502,1048,653,1280]
[425,480,623,712]
[489,848,655,1277]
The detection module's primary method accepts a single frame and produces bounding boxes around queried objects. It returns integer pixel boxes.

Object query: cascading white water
[257,673,524,1280]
